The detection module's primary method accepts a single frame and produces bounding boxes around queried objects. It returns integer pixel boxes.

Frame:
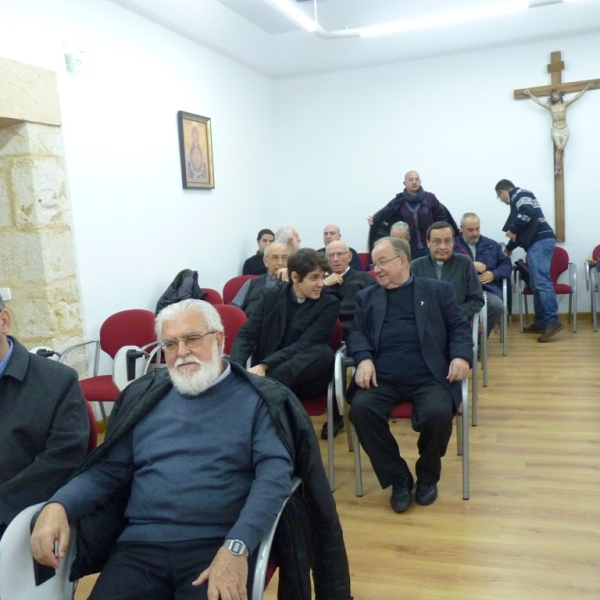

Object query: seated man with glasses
[231,242,289,317]
[31,299,352,600]
[230,248,340,401]
[411,221,484,321]
[347,236,472,513]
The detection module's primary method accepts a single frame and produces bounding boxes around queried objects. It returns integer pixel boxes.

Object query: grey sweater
[51,367,292,552]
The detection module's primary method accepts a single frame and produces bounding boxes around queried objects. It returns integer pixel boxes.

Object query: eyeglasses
[327,252,349,259]
[429,238,453,247]
[161,332,217,354]
[370,255,402,270]
[267,254,288,261]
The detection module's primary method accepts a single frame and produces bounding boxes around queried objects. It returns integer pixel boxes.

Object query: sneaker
[538,321,563,343]
[321,417,344,440]
[523,323,544,333]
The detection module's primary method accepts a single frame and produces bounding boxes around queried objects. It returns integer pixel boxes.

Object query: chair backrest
[99,309,156,359]
[592,244,600,263]
[214,304,247,355]
[329,319,343,352]
[203,288,223,306]
[223,275,257,304]
[550,246,569,285]
[357,253,370,271]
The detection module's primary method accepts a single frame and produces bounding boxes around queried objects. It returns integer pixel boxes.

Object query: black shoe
[538,321,564,343]
[321,417,344,440]
[523,323,544,333]
[390,475,414,513]
[415,481,438,506]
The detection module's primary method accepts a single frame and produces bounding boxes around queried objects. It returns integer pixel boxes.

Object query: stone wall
[0,121,87,374]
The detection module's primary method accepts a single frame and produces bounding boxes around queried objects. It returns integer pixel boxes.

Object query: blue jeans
[527,237,559,326]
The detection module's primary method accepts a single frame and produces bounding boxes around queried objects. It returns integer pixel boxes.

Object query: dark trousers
[349,379,453,487]
[88,539,257,600]
[269,343,335,399]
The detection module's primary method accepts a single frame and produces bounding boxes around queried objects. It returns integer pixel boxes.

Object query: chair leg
[351,423,364,497]
[327,381,335,493]
[482,297,488,388]
[518,278,524,333]
[462,380,470,500]
[472,325,478,427]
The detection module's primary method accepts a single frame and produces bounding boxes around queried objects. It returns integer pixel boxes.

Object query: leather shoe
[523,323,543,333]
[390,475,414,513]
[415,481,438,506]
[538,321,563,343]
[321,417,344,440]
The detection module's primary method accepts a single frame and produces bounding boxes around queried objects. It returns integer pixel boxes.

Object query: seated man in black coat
[0,297,89,538]
[317,224,363,271]
[230,248,340,400]
[347,237,472,513]
[242,228,274,276]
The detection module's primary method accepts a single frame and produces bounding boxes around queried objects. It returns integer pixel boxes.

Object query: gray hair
[155,299,224,342]
[461,212,479,226]
[264,242,288,258]
[374,236,411,261]
[275,226,294,246]
[390,221,410,236]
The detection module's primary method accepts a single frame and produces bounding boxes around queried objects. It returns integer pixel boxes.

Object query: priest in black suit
[347,236,472,513]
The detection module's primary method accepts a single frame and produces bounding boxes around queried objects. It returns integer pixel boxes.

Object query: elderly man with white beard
[29,300,352,600]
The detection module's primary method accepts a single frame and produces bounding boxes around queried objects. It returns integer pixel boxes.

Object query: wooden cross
[514,51,599,242]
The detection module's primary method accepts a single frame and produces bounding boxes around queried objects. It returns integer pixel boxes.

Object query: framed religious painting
[177,111,215,189]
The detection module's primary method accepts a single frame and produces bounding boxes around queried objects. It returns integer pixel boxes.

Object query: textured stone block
[0,122,29,156]
[0,166,12,228]
[0,232,46,281]
[39,230,78,283]
[23,123,64,157]
[12,156,68,229]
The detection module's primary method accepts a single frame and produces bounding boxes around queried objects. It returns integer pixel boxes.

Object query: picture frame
[177,111,215,189]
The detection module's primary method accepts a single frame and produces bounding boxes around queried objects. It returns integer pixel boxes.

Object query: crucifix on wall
[513,51,599,242]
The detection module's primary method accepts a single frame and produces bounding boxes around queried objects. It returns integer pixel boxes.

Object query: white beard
[168,344,223,396]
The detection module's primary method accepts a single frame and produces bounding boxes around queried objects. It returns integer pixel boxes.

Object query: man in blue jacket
[495,179,562,342]
[454,213,512,335]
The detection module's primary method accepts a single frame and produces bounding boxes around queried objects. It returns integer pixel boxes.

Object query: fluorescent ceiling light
[262,0,319,32]
[361,1,529,37]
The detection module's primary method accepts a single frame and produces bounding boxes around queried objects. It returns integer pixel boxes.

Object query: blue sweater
[51,367,293,551]
[504,187,555,251]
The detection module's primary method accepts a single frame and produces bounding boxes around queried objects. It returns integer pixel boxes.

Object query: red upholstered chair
[213,304,247,356]
[335,349,470,500]
[223,275,257,305]
[516,246,577,333]
[358,253,370,271]
[60,309,157,423]
[202,288,223,306]
[585,244,600,332]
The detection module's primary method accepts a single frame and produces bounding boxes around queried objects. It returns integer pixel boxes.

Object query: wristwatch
[223,538,249,557]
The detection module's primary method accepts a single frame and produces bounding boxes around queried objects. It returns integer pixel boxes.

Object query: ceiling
[108,0,600,77]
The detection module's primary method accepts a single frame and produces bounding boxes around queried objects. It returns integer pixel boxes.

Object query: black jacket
[229,283,340,371]
[68,363,352,600]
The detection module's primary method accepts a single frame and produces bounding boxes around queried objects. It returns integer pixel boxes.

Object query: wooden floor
[76,320,600,599]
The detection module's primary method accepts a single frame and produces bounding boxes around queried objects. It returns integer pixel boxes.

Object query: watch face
[226,539,247,556]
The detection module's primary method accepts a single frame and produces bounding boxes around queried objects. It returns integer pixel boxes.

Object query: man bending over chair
[347,237,472,513]
[31,299,352,600]
[0,297,88,539]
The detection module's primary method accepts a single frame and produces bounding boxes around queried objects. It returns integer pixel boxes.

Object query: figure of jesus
[523,83,593,175]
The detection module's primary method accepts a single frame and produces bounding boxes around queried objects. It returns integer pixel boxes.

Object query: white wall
[0,0,276,338]
[273,31,600,313]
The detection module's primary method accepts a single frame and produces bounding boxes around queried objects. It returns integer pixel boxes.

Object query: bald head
[326,240,351,274]
[404,170,422,195]
[323,224,341,246]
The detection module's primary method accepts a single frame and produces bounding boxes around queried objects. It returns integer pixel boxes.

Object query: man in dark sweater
[495,179,562,342]
[241,228,274,276]
[0,297,89,539]
[31,300,294,600]
[324,240,375,339]
[317,224,364,271]
[347,237,472,513]
[411,222,484,321]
